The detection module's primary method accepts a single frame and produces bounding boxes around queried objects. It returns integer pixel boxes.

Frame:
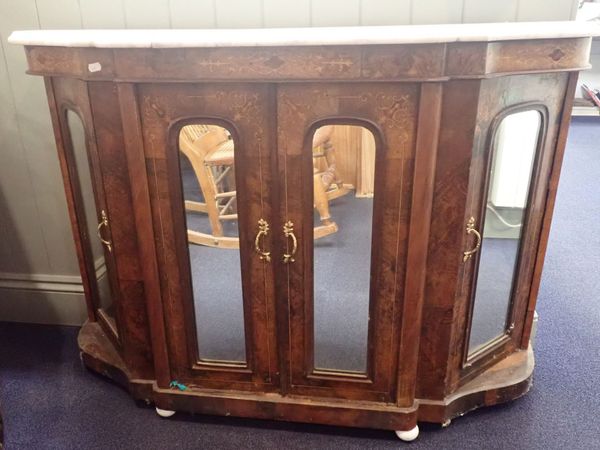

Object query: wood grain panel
[43,77,96,323]
[328,125,361,189]
[417,79,481,400]
[445,42,489,77]
[326,126,376,196]
[358,128,376,196]
[26,47,116,79]
[113,46,362,81]
[22,39,591,83]
[446,38,592,77]
[396,82,442,407]
[520,72,578,347]
[88,82,142,282]
[117,82,171,386]
[111,44,449,81]
[485,38,592,74]
[361,44,445,79]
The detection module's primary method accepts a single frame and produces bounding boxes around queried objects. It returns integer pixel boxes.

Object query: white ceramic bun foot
[155,407,176,418]
[395,425,419,442]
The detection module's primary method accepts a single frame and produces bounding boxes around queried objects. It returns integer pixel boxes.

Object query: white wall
[0,0,579,325]
[490,111,540,209]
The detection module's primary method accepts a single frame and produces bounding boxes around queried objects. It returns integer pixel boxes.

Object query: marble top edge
[8,22,600,49]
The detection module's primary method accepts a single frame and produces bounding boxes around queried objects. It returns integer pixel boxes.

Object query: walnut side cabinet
[10,23,597,441]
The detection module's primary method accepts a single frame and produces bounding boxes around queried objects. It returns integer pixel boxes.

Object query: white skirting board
[0,273,87,326]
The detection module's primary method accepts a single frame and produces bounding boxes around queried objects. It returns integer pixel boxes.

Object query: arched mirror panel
[66,109,118,335]
[309,124,377,374]
[177,123,247,364]
[467,109,543,356]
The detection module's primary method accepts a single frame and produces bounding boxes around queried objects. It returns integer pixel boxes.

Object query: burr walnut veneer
[10,23,598,440]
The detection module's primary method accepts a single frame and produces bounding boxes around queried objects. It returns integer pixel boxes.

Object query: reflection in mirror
[312,125,376,373]
[468,110,542,355]
[178,124,246,363]
[67,110,117,333]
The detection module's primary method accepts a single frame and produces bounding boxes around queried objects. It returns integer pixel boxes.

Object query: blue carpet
[0,117,599,449]
[469,237,519,352]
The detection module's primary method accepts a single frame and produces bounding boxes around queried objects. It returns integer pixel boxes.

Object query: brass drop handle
[254,218,271,262]
[283,220,297,264]
[97,209,112,253]
[463,216,481,262]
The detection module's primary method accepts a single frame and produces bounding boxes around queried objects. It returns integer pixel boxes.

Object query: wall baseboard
[0,271,83,293]
[0,272,86,326]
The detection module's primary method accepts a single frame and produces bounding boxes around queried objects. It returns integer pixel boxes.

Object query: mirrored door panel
[140,83,278,389]
[66,110,118,336]
[312,125,376,374]
[177,124,246,364]
[278,82,420,401]
[467,110,542,356]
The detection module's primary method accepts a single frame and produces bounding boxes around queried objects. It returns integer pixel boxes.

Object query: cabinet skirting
[80,320,533,427]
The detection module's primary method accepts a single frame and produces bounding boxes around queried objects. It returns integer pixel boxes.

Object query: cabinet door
[49,77,122,344]
[456,73,570,381]
[139,84,278,391]
[277,83,421,402]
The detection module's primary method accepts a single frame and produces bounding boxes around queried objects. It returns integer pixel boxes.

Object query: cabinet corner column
[395,82,443,407]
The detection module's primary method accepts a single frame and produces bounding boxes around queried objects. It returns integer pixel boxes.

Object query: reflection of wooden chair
[179,125,239,248]
[179,125,345,248]
[312,126,350,239]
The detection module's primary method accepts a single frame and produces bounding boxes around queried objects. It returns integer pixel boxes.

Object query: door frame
[139,83,280,392]
[49,76,123,347]
[275,82,424,403]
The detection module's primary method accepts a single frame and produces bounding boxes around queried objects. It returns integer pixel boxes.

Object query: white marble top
[8,22,600,49]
